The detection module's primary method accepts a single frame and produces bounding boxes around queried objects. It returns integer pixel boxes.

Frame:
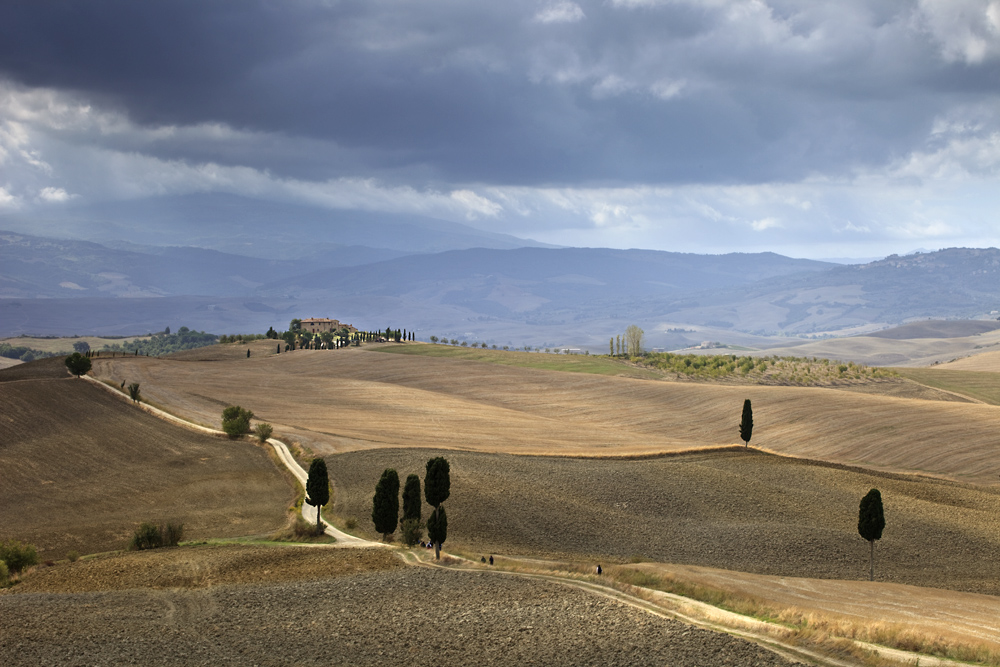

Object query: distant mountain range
[3,196,1000,349]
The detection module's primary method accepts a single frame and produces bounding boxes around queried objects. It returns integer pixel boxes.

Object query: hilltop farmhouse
[300,317,358,334]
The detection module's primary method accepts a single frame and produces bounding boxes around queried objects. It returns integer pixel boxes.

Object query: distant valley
[4,195,1000,352]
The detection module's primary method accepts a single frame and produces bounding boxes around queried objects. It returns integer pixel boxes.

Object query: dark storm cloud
[0,0,995,187]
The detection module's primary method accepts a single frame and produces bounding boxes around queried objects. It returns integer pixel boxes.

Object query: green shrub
[253,422,274,443]
[67,550,80,563]
[401,518,423,546]
[221,405,254,438]
[130,522,184,550]
[130,522,163,550]
[292,515,314,539]
[163,522,184,547]
[0,560,8,586]
[344,518,358,530]
[0,539,39,573]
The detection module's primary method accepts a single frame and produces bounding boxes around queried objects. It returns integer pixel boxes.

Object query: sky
[1,0,999,259]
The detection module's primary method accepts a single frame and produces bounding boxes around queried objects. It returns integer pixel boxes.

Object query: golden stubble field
[95,343,1000,485]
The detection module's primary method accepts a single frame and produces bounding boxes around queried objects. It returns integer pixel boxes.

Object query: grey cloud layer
[2,0,995,186]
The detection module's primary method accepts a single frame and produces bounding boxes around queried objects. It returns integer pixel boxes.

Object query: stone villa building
[300,318,358,334]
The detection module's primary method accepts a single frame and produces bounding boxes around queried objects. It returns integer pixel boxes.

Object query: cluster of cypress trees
[373,457,450,559]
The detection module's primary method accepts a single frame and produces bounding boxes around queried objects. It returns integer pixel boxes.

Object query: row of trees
[372,457,450,559]
[609,325,645,357]
[102,327,217,356]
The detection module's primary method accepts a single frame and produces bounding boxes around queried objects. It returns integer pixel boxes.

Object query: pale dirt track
[628,562,1000,652]
[95,344,1000,484]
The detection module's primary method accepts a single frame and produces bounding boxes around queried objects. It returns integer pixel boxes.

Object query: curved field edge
[93,349,1000,484]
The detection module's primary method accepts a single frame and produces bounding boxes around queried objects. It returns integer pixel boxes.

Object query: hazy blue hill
[0,193,553,259]
[0,231,302,298]
[260,246,835,307]
[5,233,1000,346]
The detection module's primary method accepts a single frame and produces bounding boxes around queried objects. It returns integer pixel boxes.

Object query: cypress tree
[372,468,400,541]
[402,474,422,522]
[424,457,451,559]
[305,458,330,535]
[739,399,753,447]
[426,506,447,559]
[858,488,886,581]
[424,457,450,508]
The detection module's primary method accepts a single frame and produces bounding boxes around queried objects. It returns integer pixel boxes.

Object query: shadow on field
[329,448,1000,595]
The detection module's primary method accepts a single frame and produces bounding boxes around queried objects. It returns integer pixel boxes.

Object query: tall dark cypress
[739,399,753,447]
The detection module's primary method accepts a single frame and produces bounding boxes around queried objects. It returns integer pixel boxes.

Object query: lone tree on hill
[858,488,886,581]
[739,398,753,447]
[127,383,141,404]
[305,458,330,535]
[372,468,400,541]
[221,405,254,439]
[424,457,451,559]
[65,352,92,377]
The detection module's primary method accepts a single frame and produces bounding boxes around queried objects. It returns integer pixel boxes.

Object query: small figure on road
[489,555,494,566]
[247,349,251,358]
[481,556,486,563]
[596,564,602,575]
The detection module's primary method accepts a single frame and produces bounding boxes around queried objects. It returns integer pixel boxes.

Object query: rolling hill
[0,356,291,558]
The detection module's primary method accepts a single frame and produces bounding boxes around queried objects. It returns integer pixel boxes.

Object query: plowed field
[327,448,1000,595]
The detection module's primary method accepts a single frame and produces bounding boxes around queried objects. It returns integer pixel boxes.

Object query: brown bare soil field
[0,550,797,667]
[0,354,71,381]
[166,338,283,361]
[7,544,403,593]
[328,448,1000,595]
[626,562,1000,652]
[94,347,1000,484]
[0,362,291,559]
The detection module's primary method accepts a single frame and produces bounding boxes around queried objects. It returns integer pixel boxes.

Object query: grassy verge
[895,368,1000,405]
[609,567,1000,666]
